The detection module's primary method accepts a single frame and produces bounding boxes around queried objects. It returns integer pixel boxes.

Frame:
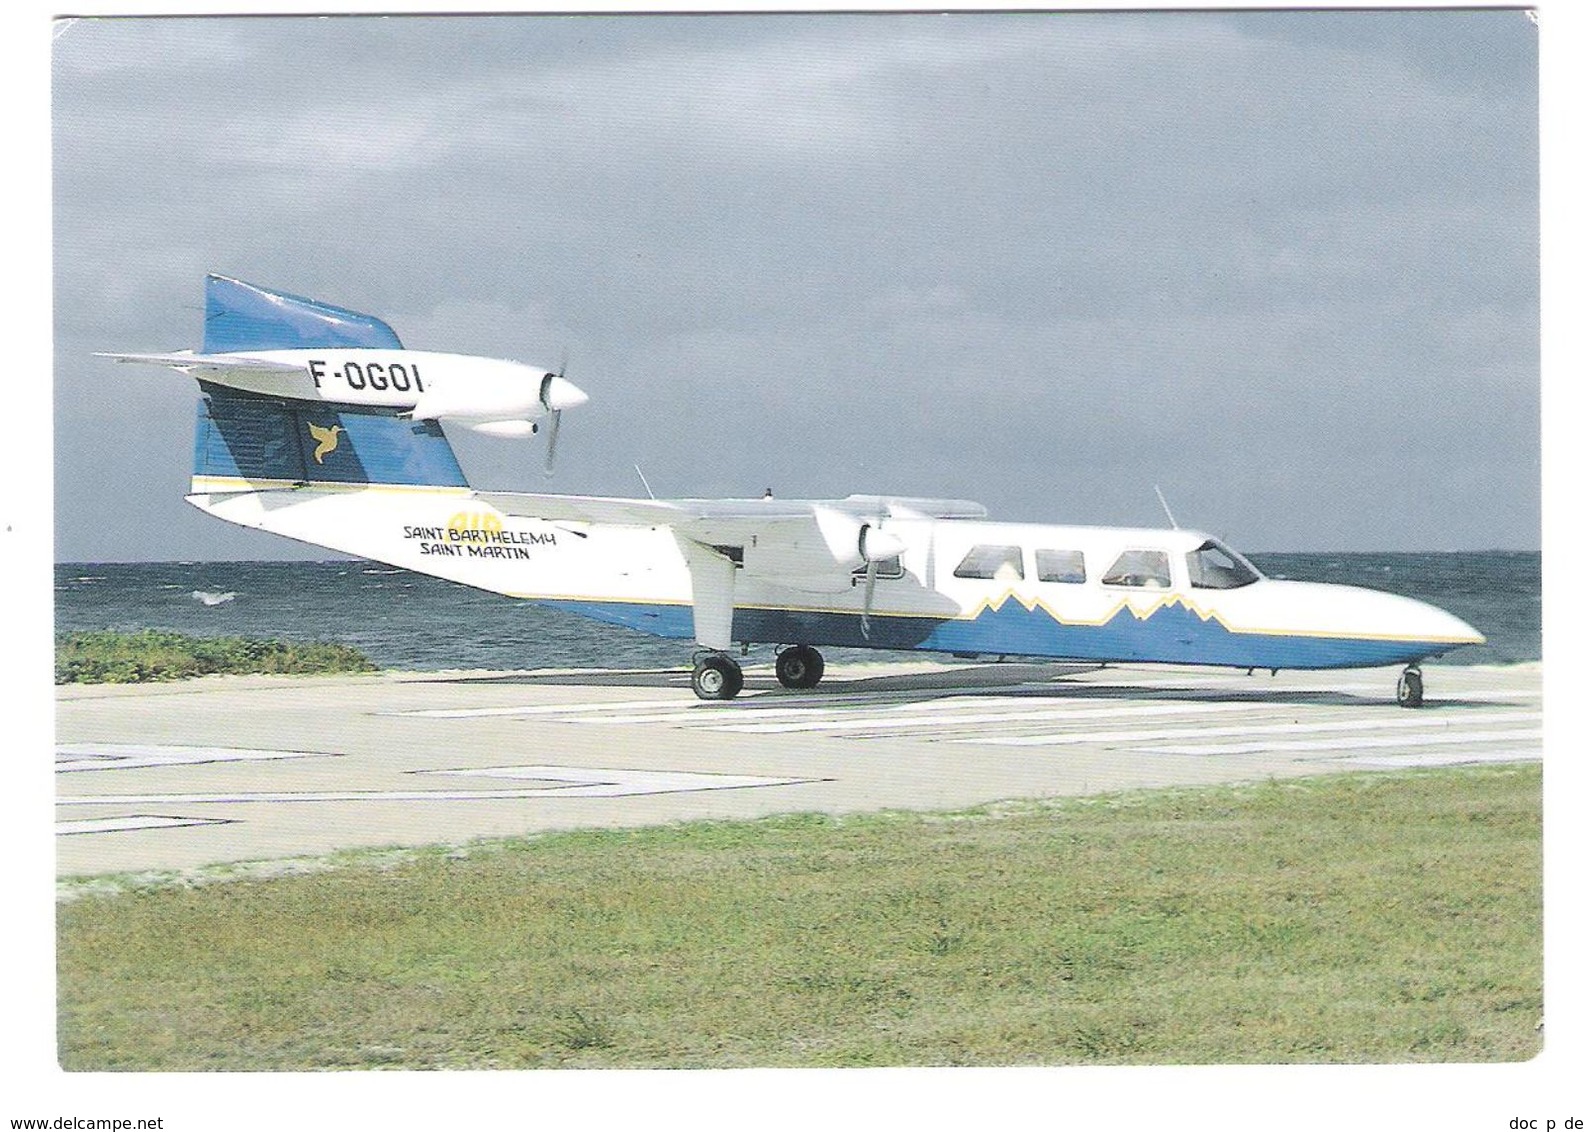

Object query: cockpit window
[953,544,1025,581]
[1185,539,1262,589]
[1102,549,1171,589]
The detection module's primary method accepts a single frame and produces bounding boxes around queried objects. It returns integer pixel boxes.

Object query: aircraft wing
[96,351,306,376]
[476,491,985,546]
[478,492,985,648]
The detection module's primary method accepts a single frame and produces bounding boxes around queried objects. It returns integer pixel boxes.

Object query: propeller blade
[543,409,562,475]
[860,504,888,640]
[862,558,878,640]
[538,351,584,476]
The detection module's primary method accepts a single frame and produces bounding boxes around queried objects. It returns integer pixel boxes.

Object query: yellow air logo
[447,512,504,537]
[306,421,344,464]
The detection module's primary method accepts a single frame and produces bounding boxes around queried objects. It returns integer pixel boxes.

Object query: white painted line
[396,690,1045,724]
[712,701,1263,735]
[580,693,1102,726]
[56,814,234,835]
[61,791,603,804]
[413,765,816,796]
[1135,728,1543,757]
[1033,677,1541,709]
[966,711,1542,747]
[1343,749,1544,768]
[581,705,855,725]
[56,745,339,773]
[391,698,689,719]
[56,765,817,804]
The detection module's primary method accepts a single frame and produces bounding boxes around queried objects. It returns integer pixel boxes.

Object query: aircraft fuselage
[188,486,1483,673]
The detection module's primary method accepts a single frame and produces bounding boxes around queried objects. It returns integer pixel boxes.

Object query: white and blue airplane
[108,276,1484,706]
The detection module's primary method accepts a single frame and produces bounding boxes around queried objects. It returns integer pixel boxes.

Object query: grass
[56,763,1542,1069]
[55,629,378,684]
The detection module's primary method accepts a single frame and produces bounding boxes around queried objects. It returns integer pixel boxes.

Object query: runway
[55,660,1542,878]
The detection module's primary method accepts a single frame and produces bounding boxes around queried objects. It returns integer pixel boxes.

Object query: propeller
[857,505,906,641]
[538,351,587,474]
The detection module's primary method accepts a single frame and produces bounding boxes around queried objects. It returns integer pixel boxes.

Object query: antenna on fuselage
[1154,485,1180,530]
[634,464,656,500]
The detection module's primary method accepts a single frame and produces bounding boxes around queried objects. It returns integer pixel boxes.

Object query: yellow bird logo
[307,422,344,464]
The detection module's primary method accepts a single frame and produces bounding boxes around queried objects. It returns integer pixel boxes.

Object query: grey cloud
[54,12,1537,558]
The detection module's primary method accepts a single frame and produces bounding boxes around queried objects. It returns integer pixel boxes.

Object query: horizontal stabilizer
[96,351,305,376]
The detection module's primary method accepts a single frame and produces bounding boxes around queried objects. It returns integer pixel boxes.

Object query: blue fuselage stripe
[536,598,1461,669]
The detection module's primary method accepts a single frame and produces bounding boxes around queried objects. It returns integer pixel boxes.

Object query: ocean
[53,552,1540,672]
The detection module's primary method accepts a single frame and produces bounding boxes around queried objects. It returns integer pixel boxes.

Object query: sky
[51,11,1538,559]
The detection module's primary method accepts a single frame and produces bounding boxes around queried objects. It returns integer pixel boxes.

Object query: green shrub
[55,630,378,683]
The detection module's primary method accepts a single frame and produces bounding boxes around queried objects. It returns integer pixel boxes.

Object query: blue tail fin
[202,274,403,353]
[191,384,468,490]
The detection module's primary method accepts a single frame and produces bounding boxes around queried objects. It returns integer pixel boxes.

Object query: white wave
[191,590,237,606]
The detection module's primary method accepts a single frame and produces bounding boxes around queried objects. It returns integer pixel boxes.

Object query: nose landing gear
[1397,665,1424,709]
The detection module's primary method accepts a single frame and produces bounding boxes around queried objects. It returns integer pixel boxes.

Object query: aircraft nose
[542,374,589,411]
[1384,590,1486,647]
[1435,606,1486,646]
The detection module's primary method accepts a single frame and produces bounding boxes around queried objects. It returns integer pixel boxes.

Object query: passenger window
[1102,549,1171,588]
[953,544,1025,581]
[1036,548,1086,584]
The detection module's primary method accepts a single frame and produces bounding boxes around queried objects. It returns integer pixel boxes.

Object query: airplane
[107,276,1485,708]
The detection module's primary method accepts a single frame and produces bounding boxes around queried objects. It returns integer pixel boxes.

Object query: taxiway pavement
[55,660,1543,877]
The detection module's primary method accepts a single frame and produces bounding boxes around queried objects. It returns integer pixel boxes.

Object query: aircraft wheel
[692,654,744,700]
[775,645,825,690]
[1397,666,1424,709]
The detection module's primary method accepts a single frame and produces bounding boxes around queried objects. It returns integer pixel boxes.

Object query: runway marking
[964,711,1541,747]
[1134,728,1542,757]
[391,690,1038,722]
[1343,748,1544,768]
[56,744,339,773]
[56,814,235,836]
[393,699,688,719]
[1096,677,1541,700]
[412,765,818,797]
[710,701,1262,735]
[574,696,1035,726]
[55,765,817,805]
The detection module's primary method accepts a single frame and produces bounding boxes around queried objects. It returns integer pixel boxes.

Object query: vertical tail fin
[202,274,404,352]
[190,384,468,492]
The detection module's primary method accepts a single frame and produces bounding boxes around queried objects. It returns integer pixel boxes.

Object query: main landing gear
[774,645,825,690]
[1397,665,1424,709]
[690,653,744,700]
[689,645,828,700]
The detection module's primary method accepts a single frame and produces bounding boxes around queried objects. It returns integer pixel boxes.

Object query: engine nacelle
[468,420,539,438]
[859,524,906,564]
[813,506,909,569]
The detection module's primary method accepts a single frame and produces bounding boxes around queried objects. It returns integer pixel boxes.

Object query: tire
[692,655,743,700]
[775,646,825,690]
[1397,667,1424,709]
